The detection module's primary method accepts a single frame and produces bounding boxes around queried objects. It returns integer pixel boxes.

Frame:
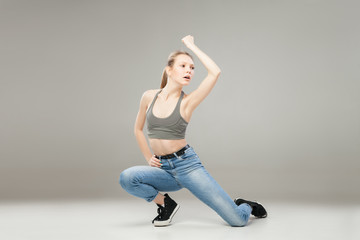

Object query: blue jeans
[119,145,251,227]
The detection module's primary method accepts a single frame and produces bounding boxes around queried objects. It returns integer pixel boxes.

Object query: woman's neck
[160,82,182,100]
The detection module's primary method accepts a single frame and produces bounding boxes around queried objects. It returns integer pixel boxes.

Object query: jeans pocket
[181,149,198,161]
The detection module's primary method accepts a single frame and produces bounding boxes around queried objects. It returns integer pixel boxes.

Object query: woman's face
[167,54,195,86]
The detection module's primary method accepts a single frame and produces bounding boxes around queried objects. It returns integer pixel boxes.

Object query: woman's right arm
[134,90,153,163]
[134,91,162,168]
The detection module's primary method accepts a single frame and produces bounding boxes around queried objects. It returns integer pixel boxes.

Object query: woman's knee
[228,219,248,227]
[227,213,250,227]
[220,207,250,227]
[119,167,137,189]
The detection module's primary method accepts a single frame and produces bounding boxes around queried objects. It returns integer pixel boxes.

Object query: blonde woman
[120,35,267,227]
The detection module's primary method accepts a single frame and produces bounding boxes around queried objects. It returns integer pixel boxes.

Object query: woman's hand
[181,35,195,48]
[148,155,162,168]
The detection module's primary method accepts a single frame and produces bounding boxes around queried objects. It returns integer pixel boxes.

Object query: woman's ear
[165,66,171,76]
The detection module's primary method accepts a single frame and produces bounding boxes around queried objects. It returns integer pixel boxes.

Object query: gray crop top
[146,89,188,139]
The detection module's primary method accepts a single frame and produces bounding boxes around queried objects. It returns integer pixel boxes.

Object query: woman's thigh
[177,163,250,226]
[178,165,230,206]
[120,165,183,192]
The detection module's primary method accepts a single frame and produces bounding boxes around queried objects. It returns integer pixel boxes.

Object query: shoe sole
[234,198,267,218]
[153,204,180,227]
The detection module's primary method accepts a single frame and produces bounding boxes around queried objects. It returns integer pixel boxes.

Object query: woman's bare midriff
[149,138,188,156]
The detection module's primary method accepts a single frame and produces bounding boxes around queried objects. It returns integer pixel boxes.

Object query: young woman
[120,35,267,227]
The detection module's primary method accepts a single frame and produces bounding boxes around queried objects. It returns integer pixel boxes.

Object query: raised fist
[181,35,195,48]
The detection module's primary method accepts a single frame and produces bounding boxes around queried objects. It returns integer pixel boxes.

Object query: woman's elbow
[134,128,143,136]
[209,69,221,77]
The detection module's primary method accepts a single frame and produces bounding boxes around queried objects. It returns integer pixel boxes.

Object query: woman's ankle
[153,193,165,205]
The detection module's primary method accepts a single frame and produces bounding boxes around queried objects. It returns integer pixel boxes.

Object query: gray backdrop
[1,0,359,202]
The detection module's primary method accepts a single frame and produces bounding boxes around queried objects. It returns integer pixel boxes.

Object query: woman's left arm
[182,35,221,113]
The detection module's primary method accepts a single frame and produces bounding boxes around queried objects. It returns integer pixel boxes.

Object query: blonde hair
[161,51,194,89]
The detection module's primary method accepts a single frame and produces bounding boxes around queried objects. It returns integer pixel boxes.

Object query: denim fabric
[119,145,251,227]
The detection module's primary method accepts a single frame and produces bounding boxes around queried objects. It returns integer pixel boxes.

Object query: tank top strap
[175,91,184,108]
[148,89,162,112]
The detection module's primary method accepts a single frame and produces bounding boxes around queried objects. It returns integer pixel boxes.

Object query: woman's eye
[180,64,194,69]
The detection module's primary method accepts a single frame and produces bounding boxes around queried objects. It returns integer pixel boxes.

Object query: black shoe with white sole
[234,198,267,218]
[152,193,180,227]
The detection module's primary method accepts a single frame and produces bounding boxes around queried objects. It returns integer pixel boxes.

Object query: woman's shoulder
[147,88,161,94]
[140,89,161,103]
[143,88,161,97]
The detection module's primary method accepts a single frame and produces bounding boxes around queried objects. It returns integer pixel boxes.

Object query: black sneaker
[234,198,267,218]
[152,193,180,227]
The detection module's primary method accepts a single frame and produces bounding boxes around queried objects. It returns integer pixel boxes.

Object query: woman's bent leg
[179,165,252,227]
[119,166,182,202]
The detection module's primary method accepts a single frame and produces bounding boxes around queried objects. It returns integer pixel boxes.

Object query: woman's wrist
[186,43,197,51]
[145,155,151,162]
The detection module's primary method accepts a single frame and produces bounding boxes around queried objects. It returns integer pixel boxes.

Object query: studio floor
[1,198,359,240]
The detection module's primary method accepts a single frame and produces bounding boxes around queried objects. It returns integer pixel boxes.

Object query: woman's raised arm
[182,35,221,113]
